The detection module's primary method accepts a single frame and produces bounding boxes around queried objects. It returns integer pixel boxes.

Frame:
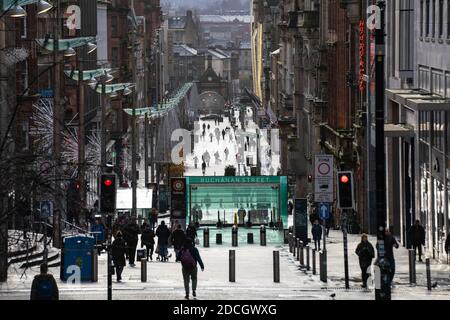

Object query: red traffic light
[103,179,113,187]
[340,175,349,184]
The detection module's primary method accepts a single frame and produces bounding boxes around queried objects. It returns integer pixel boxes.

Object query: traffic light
[100,174,116,213]
[337,171,354,209]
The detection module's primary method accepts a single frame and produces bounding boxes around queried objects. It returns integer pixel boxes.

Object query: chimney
[207,55,212,69]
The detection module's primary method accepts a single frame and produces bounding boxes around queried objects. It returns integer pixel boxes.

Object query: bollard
[283,229,289,244]
[296,239,300,262]
[216,233,222,245]
[408,249,416,284]
[289,234,293,253]
[232,227,238,247]
[92,248,98,282]
[247,233,254,244]
[260,226,266,246]
[312,249,316,275]
[293,237,297,258]
[426,258,431,291]
[306,245,310,271]
[141,259,147,282]
[203,228,210,247]
[299,241,304,266]
[229,250,236,282]
[273,251,280,283]
[320,250,327,282]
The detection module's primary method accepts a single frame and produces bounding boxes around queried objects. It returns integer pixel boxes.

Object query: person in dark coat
[408,220,425,262]
[176,237,205,300]
[221,129,226,140]
[111,231,127,282]
[288,201,293,215]
[156,220,172,261]
[201,161,206,176]
[122,218,139,266]
[30,263,59,300]
[355,234,375,288]
[312,220,322,250]
[186,222,198,245]
[171,224,186,257]
[140,223,155,261]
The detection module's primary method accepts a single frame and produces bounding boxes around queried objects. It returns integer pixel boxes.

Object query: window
[420,0,424,37]
[438,0,444,37]
[112,47,119,67]
[426,0,430,36]
[432,0,436,36]
[111,16,118,37]
[20,17,27,38]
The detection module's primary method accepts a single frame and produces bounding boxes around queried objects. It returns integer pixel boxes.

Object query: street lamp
[6,4,26,17]
[36,0,52,14]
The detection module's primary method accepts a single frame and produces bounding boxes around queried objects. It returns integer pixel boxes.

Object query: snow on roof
[207,48,229,60]
[199,15,253,24]
[173,44,198,56]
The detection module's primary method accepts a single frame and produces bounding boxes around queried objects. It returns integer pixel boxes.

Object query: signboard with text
[314,155,334,203]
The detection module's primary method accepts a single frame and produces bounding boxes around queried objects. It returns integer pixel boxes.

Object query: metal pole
[312,249,316,275]
[426,258,432,290]
[306,245,310,271]
[144,114,149,187]
[260,226,266,246]
[203,228,209,247]
[408,249,416,285]
[100,84,107,169]
[131,38,137,219]
[107,214,112,300]
[374,0,391,301]
[141,259,147,282]
[296,238,300,262]
[343,217,350,289]
[52,0,62,249]
[78,58,86,222]
[273,250,280,283]
[300,241,304,266]
[229,250,235,282]
[92,248,98,282]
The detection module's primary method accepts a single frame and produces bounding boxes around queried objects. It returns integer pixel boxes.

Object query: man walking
[312,220,322,250]
[408,220,425,262]
[122,218,139,267]
[177,238,205,300]
[355,234,375,288]
[382,228,399,287]
[111,231,127,282]
[30,263,59,300]
[156,221,171,261]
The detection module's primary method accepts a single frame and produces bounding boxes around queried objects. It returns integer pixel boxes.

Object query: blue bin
[61,235,95,282]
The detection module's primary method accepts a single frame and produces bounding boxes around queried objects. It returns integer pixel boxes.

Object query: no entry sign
[314,155,334,203]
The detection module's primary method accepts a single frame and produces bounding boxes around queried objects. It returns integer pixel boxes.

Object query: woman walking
[355,234,375,288]
[176,238,205,300]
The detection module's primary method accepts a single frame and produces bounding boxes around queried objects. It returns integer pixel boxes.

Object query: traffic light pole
[374,1,391,300]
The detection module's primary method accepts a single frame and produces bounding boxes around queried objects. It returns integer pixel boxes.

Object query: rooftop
[198,15,253,24]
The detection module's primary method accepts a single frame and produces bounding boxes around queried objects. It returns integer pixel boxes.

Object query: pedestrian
[193,155,198,169]
[111,231,127,282]
[381,228,399,287]
[312,219,322,250]
[202,130,205,139]
[408,220,425,262]
[30,263,59,300]
[150,208,158,230]
[222,129,226,140]
[214,151,221,165]
[186,222,198,245]
[171,224,186,258]
[202,123,206,131]
[209,132,213,142]
[204,151,210,167]
[288,201,293,215]
[140,223,155,261]
[122,218,139,266]
[201,161,206,176]
[224,147,229,161]
[156,220,172,262]
[207,124,210,131]
[176,237,205,300]
[355,234,375,288]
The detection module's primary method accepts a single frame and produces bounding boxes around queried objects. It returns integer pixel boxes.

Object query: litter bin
[216,233,222,244]
[61,235,96,282]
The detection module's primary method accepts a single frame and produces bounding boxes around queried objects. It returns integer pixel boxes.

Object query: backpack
[35,277,54,300]
[180,248,196,270]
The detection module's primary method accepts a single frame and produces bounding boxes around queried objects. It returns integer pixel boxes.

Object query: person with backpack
[171,224,186,258]
[140,223,155,261]
[30,263,59,300]
[355,234,375,288]
[176,237,205,300]
[186,222,198,245]
[111,231,127,282]
[156,220,172,262]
